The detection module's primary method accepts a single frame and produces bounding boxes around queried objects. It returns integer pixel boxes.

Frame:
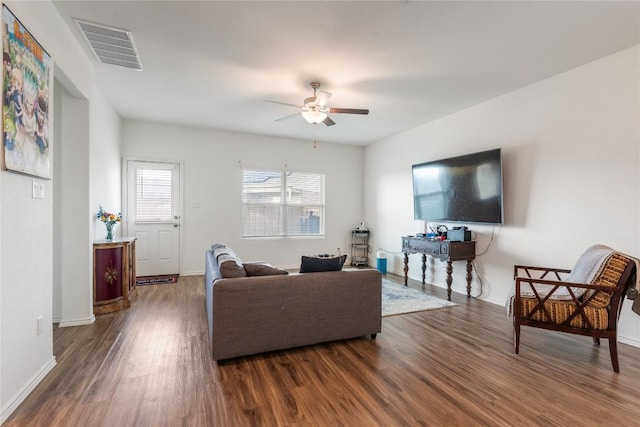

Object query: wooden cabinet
[93,237,137,315]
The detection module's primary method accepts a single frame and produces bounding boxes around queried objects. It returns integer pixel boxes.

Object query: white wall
[90,84,122,241]
[53,81,120,328]
[0,157,55,422]
[122,121,364,274]
[1,1,122,422]
[364,45,640,345]
[56,90,91,327]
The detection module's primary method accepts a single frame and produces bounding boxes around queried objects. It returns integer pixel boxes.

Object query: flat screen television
[412,148,503,224]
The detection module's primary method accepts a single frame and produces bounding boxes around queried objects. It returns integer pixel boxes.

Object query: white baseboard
[387,268,640,349]
[179,271,204,276]
[58,314,95,328]
[0,356,57,424]
[618,335,640,348]
[483,296,506,306]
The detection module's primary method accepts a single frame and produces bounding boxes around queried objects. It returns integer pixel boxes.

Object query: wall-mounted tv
[412,148,503,224]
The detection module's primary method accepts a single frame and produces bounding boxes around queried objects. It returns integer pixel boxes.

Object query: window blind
[136,169,172,222]
[242,169,325,238]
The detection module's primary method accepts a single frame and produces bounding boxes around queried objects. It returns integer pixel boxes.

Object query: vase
[105,222,114,240]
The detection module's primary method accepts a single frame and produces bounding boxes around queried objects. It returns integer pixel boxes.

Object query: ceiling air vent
[75,19,142,71]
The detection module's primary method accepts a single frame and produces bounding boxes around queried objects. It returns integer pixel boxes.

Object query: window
[242,168,325,238]
[136,168,173,222]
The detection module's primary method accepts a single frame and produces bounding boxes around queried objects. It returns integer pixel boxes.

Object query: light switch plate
[32,181,44,199]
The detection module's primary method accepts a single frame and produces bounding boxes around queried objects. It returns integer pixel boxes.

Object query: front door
[126,160,181,277]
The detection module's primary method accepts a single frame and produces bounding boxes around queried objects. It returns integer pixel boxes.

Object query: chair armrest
[513,265,571,280]
[515,277,612,292]
[514,277,614,304]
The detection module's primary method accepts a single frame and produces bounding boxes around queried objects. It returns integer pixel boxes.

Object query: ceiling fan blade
[315,91,332,107]
[275,112,301,122]
[329,107,369,115]
[323,116,336,126]
[264,99,302,108]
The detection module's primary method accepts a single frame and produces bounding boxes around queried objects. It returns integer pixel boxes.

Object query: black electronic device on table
[447,227,471,242]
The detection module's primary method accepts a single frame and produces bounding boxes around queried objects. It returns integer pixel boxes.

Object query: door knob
[173,223,180,228]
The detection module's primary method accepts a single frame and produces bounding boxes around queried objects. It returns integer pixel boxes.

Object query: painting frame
[2,4,53,179]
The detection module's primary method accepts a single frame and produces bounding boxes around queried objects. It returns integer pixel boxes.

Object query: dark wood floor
[5,273,640,426]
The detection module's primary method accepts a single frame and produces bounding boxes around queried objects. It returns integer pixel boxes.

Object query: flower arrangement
[97,205,122,224]
[97,205,122,240]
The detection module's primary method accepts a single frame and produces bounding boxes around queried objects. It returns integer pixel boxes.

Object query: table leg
[446,260,453,301]
[421,254,427,284]
[403,252,409,286]
[466,260,473,298]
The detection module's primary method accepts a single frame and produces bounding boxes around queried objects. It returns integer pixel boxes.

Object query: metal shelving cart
[351,229,370,266]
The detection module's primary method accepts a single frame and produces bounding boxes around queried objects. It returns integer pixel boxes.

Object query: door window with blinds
[242,169,325,238]
[136,168,173,222]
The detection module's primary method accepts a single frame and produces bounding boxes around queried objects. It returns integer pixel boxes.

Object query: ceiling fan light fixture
[267,81,367,127]
[301,110,328,124]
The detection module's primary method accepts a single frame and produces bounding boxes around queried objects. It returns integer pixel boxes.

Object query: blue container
[376,251,387,274]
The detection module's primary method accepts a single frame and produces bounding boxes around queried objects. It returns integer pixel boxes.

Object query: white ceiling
[52,1,640,146]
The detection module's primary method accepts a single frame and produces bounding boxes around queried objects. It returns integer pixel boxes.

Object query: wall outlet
[37,316,44,335]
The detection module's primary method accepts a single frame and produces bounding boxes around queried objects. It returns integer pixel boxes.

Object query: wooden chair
[512,249,637,373]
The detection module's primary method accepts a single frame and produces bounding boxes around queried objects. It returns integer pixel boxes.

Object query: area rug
[382,277,456,317]
[136,275,179,286]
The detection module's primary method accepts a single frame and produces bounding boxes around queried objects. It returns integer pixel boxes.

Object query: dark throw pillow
[299,254,347,273]
[243,262,289,277]
[218,254,247,278]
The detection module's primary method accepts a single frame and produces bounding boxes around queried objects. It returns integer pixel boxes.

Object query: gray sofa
[205,248,382,362]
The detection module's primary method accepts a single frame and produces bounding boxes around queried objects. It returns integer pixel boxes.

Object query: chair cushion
[586,253,631,308]
[518,298,609,330]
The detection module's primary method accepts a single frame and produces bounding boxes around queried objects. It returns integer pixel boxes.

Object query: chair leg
[593,337,600,345]
[608,336,619,373]
[514,322,521,354]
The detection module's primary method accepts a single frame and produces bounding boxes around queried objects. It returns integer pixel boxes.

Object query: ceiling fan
[265,82,369,126]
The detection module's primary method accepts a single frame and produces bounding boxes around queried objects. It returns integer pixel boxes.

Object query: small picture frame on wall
[2,5,53,179]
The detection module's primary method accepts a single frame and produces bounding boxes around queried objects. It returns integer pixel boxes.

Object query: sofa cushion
[243,262,289,277]
[218,254,247,278]
[214,246,238,261]
[211,243,226,252]
[299,254,347,273]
